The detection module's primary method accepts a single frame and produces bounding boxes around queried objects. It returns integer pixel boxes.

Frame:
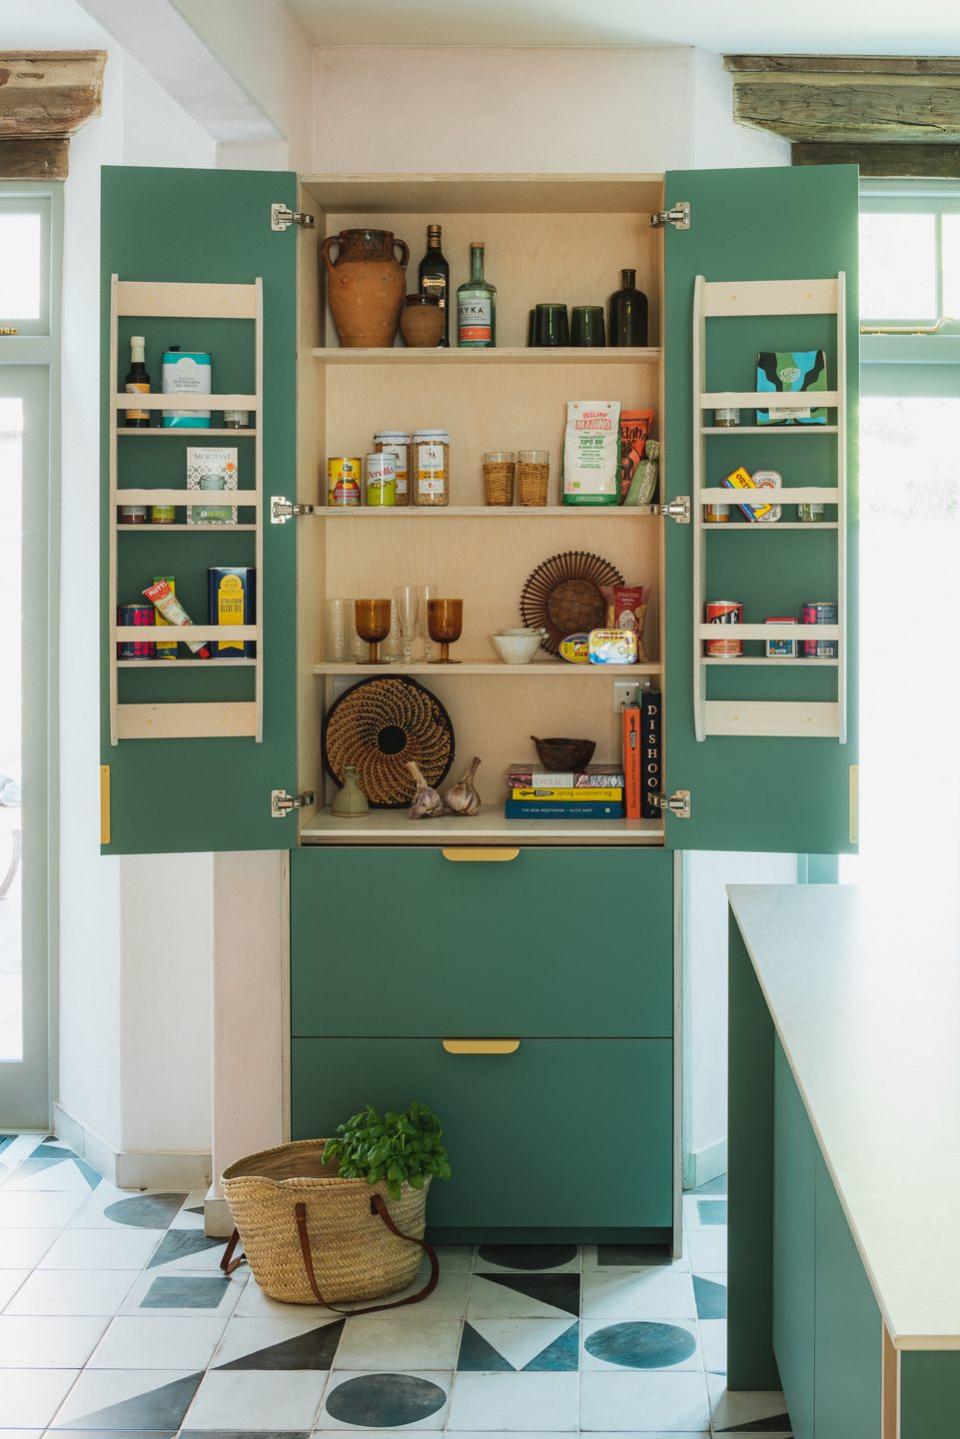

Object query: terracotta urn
[321,228,409,348]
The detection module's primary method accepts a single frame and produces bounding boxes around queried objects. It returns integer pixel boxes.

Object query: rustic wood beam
[0,137,69,180]
[0,50,106,178]
[725,54,960,145]
[792,141,960,179]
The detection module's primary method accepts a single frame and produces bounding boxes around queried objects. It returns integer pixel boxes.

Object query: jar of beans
[412,429,450,506]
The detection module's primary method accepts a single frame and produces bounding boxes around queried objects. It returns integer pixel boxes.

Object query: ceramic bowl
[493,632,541,665]
[531,736,597,772]
[500,627,543,638]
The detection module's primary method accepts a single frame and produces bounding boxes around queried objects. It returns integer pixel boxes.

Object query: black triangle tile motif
[716,1416,792,1433]
[54,1371,203,1431]
[477,1270,580,1316]
[148,1229,225,1269]
[457,1321,515,1372]
[523,1320,579,1371]
[216,1317,345,1370]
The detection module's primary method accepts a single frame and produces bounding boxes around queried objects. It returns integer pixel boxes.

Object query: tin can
[714,408,740,428]
[705,600,744,657]
[765,615,797,657]
[365,453,397,507]
[117,603,156,660]
[161,348,211,429]
[327,457,362,508]
[752,469,782,523]
[798,502,826,523]
[208,566,256,658]
[150,505,176,525]
[801,601,838,657]
[119,505,148,525]
[374,430,411,506]
[704,502,730,523]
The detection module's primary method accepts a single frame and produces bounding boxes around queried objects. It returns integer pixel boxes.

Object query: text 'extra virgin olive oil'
[457,242,496,348]
[418,224,450,346]
[124,334,151,427]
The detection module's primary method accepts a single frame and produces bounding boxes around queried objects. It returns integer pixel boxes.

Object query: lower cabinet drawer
[291,1037,673,1231]
[291,847,674,1038]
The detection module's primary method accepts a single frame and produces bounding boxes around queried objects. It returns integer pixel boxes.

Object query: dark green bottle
[608,268,649,347]
[418,224,450,346]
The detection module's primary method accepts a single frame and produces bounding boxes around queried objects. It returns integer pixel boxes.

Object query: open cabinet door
[100,167,299,853]
[662,164,859,853]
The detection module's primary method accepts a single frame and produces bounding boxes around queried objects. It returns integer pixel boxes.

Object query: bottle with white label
[456,242,496,348]
[411,430,450,507]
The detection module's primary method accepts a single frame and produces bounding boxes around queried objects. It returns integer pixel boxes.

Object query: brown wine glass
[427,598,463,664]
[355,598,392,664]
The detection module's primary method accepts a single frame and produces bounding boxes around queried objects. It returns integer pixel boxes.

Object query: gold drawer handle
[441,847,519,863]
[442,1039,521,1055]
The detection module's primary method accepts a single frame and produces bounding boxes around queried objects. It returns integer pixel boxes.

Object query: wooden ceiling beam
[0,51,105,178]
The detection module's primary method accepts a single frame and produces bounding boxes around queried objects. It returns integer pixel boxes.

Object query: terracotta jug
[321,229,409,348]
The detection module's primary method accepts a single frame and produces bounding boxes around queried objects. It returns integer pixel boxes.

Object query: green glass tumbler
[533,303,569,347]
[571,305,606,347]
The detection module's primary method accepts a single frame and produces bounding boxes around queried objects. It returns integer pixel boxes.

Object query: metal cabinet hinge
[271,495,315,524]
[659,496,691,524]
[653,789,692,820]
[650,201,691,232]
[271,789,316,819]
[271,203,316,232]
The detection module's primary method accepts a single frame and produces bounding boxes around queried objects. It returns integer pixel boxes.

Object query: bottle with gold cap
[418,224,450,347]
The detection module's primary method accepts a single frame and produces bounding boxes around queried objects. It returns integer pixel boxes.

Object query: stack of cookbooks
[504,763,625,820]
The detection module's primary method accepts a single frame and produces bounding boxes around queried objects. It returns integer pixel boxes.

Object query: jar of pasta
[412,429,450,507]
[374,430,411,507]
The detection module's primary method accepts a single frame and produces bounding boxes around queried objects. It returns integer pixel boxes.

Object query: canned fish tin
[374,431,411,506]
[327,457,362,508]
[765,615,797,657]
[117,604,156,660]
[703,502,730,523]
[365,453,397,507]
[801,601,838,657]
[798,501,826,523]
[752,469,782,523]
[705,600,744,657]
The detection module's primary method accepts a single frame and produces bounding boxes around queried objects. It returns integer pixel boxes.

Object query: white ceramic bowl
[493,632,542,665]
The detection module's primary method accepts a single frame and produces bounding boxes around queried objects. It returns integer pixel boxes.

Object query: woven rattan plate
[520,551,625,655]
[323,676,455,808]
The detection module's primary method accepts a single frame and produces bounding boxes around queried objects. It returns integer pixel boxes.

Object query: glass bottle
[418,224,450,346]
[608,268,649,347]
[457,242,496,348]
[123,334,151,427]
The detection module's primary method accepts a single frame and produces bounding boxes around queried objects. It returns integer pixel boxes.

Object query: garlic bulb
[407,760,445,820]
[442,756,482,816]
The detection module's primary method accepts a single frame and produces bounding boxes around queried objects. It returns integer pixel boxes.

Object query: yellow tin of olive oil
[208,567,256,658]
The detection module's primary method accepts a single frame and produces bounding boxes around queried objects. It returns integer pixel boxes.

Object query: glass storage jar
[412,429,450,506]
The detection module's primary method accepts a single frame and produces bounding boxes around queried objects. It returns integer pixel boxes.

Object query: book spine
[623,704,641,820]
[504,801,624,819]
[641,687,663,820]
[510,787,623,802]
[506,772,624,788]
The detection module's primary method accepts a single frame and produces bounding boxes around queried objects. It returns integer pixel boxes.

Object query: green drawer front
[291,1037,673,1230]
[291,848,673,1037]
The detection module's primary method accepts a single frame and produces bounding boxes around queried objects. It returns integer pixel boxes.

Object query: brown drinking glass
[355,598,392,664]
[427,598,463,664]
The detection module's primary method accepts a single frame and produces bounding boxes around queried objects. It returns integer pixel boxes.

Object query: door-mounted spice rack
[108,276,264,744]
[691,273,847,742]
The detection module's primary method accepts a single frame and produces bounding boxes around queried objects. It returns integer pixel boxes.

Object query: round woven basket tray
[520,550,625,655]
[323,675,455,808]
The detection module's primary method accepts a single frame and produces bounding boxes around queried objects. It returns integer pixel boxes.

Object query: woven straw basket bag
[220,1138,438,1312]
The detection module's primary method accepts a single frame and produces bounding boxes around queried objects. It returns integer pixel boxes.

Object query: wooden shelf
[315,505,658,519]
[701,425,839,436]
[117,428,257,438]
[115,701,257,740]
[702,522,839,532]
[114,490,259,507]
[114,393,257,411]
[300,804,664,847]
[700,390,839,409]
[698,487,838,506]
[116,625,257,644]
[312,660,662,677]
[117,658,256,669]
[313,346,661,366]
[118,524,257,533]
[300,173,664,214]
[698,623,839,642]
[704,700,841,739]
[702,656,839,667]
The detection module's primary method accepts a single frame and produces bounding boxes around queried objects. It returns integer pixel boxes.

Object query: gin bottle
[457,242,496,348]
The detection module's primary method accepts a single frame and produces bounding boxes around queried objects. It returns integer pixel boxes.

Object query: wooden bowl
[531,736,596,773]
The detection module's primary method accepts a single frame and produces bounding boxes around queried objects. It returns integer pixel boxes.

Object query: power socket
[613,681,639,714]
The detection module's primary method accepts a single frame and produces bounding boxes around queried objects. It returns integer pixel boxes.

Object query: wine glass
[427,598,463,664]
[394,585,419,664]
[418,584,438,660]
[354,598,392,664]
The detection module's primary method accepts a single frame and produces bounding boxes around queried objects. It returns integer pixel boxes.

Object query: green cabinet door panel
[663,164,859,853]
[813,1151,882,1439]
[290,847,674,1038]
[772,1037,816,1439]
[900,1351,960,1439]
[101,167,299,854]
[291,1037,673,1232]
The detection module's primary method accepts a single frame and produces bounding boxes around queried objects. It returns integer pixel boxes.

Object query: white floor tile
[88,1313,228,1369]
[0,1313,107,1367]
[5,1267,141,1316]
[447,1372,578,1432]
[427,1245,475,1272]
[211,1311,343,1368]
[699,1318,726,1375]
[4,1158,95,1193]
[372,1269,470,1316]
[0,1367,78,1427]
[185,1367,329,1429]
[51,1366,201,1428]
[334,1313,461,1370]
[580,1369,710,1431]
[234,1275,334,1320]
[119,1267,246,1317]
[0,1267,29,1308]
[466,1274,578,1321]
[39,1227,163,1270]
[580,1318,701,1372]
[0,1191,88,1228]
[0,1229,61,1267]
[581,1269,697,1320]
[706,1375,789,1430]
[683,1229,726,1273]
[321,1370,451,1431]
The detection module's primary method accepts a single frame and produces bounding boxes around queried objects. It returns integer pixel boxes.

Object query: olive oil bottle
[123,334,151,427]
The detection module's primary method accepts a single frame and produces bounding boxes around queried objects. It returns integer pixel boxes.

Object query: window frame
[861,179,960,370]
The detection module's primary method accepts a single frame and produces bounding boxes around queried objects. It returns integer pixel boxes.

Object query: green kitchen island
[727,883,960,1439]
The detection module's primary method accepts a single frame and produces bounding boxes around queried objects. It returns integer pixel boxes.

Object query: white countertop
[728,883,960,1350]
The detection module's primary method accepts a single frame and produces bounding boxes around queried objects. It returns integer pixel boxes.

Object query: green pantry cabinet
[100,164,859,1241]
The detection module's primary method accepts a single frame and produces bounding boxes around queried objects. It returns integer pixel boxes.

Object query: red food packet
[600,584,650,662]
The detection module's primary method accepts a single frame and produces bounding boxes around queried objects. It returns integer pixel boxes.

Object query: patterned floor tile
[120,1269,246,1317]
[457,1318,578,1373]
[185,1370,329,1430]
[0,1367,79,1427]
[88,1315,229,1369]
[233,1277,337,1321]
[699,1317,726,1375]
[334,1313,458,1371]
[40,1228,164,1271]
[466,1272,579,1320]
[684,1228,726,1273]
[580,1369,711,1431]
[0,1266,29,1307]
[423,1245,474,1271]
[359,1268,470,1317]
[706,1377,791,1433]
[69,1186,188,1230]
[584,1243,682,1270]
[447,1372,578,1432]
[322,1371,451,1430]
[581,1268,697,1320]
[146,1229,229,1272]
[5,1267,141,1316]
[3,1141,101,1193]
[51,1367,203,1430]
[0,1313,107,1367]
[692,1274,727,1321]
[475,1244,579,1273]
[581,1318,701,1372]
[0,1189,89,1228]
[692,1174,727,1197]
[0,1228,62,1266]
[213,1314,345,1370]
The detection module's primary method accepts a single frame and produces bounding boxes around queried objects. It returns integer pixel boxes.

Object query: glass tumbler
[324,598,352,662]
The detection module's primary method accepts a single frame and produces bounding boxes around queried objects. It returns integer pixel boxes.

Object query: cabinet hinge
[271,789,316,819]
[271,495,316,524]
[271,203,316,232]
[650,201,691,232]
[653,789,692,820]
[659,495,691,524]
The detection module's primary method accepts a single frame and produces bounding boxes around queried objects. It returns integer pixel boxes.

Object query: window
[0,196,52,336]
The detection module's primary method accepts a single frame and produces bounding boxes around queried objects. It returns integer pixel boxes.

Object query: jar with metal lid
[374,430,411,506]
[412,429,450,507]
